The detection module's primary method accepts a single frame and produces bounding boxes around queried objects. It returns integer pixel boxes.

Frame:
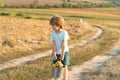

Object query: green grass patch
[0,8,120,21]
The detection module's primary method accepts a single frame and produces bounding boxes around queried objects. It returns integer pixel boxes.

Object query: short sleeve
[50,32,54,41]
[63,31,69,40]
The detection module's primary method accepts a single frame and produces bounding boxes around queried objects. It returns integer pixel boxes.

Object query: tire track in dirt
[68,25,120,80]
[0,25,103,72]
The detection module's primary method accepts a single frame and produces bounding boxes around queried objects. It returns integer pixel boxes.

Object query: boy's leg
[51,78,59,80]
[63,66,68,80]
[55,78,59,80]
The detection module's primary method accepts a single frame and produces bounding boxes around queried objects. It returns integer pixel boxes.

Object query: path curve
[0,25,103,72]
[68,25,120,80]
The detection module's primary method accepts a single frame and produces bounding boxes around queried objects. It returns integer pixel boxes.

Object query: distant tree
[61,2,72,8]
[29,0,38,8]
[33,0,38,4]
[0,0,4,7]
[63,0,68,2]
[30,4,37,8]
[63,0,75,2]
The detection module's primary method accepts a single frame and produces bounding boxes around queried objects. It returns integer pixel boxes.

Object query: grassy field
[0,8,120,21]
[0,8,97,63]
[0,8,120,80]
[0,23,119,80]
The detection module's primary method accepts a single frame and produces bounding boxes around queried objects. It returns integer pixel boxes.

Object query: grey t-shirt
[50,29,69,54]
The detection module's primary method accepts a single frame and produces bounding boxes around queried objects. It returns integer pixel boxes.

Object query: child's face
[52,25,61,31]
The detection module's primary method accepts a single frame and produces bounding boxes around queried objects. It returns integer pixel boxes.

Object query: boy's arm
[52,40,57,60]
[61,40,66,60]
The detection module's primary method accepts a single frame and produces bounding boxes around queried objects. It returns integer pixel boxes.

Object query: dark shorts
[52,51,70,67]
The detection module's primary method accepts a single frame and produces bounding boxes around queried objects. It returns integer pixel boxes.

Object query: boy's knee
[64,66,68,69]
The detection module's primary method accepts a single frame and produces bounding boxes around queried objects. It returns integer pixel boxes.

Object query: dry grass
[0,16,51,54]
[0,57,52,80]
[0,16,95,63]
[0,23,119,80]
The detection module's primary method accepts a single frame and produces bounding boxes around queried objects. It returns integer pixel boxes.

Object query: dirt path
[0,26,103,72]
[80,51,120,80]
[68,25,120,80]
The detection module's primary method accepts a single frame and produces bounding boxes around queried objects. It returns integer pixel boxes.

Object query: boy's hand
[60,54,64,61]
[53,54,57,60]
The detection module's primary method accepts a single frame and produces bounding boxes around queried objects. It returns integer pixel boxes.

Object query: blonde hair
[49,15,64,29]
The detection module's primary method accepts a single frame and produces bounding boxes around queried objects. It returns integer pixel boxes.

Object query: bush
[29,4,38,8]
[61,2,72,8]
[24,16,32,19]
[0,12,10,16]
[43,4,52,8]
[20,5,30,8]
[2,35,17,47]
[53,5,61,8]
[15,13,23,17]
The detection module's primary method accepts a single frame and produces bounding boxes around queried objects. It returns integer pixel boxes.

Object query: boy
[50,15,70,80]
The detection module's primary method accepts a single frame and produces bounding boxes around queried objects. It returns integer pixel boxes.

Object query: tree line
[0,0,120,8]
